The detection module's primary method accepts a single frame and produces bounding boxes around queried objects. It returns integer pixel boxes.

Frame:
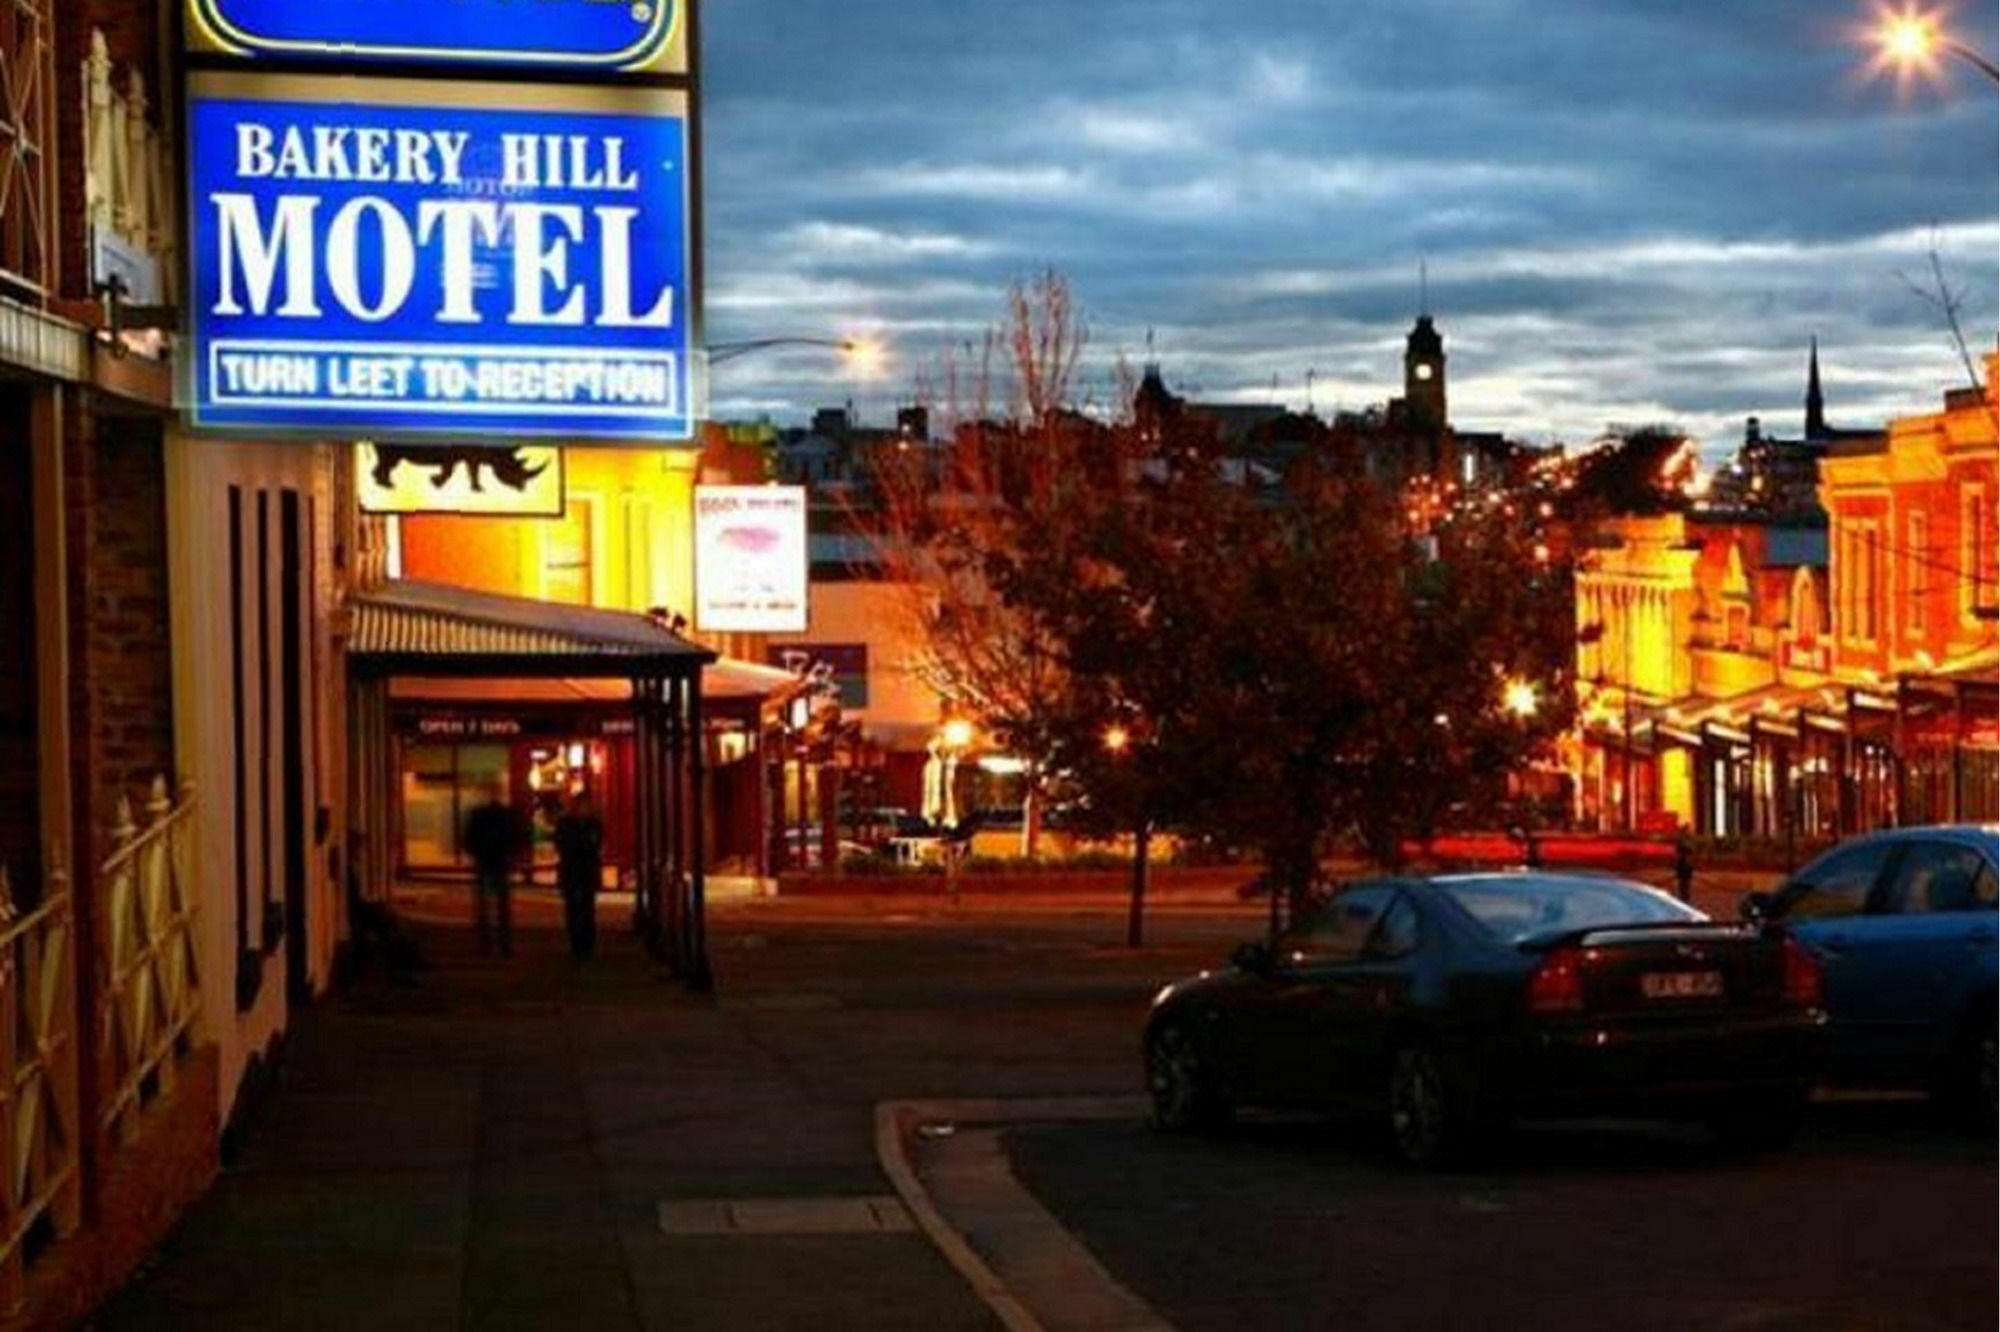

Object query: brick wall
[64,402,175,871]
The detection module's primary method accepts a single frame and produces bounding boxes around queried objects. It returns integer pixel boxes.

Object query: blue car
[1744,825,1998,1117]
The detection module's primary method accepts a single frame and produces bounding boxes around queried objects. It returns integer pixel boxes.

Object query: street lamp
[706,336,887,373]
[1503,679,1539,719]
[1867,4,1999,84]
[1101,717,1150,948]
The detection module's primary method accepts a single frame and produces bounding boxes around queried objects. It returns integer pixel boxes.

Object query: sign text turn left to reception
[187,77,692,442]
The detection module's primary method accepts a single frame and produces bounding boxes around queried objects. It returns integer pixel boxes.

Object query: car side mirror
[1231,940,1274,975]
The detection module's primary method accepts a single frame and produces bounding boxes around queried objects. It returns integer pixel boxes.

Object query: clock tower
[1404,313,1446,430]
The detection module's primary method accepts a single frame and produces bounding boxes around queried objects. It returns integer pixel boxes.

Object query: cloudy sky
[700,0,1998,458]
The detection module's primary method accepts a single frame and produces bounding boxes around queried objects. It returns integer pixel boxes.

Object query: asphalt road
[1007,1100,1998,1332]
[99,896,1996,1330]
[726,899,1996,1332]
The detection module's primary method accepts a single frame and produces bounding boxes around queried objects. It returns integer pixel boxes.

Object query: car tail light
[1779,935,1822,1010]
[1527,948,1586,1014]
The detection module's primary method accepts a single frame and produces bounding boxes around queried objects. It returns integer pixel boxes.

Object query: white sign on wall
[694,486,808,633]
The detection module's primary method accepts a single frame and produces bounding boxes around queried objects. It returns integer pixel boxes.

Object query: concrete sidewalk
[93,922,1007,1331]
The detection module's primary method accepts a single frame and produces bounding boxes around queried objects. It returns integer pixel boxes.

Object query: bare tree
[867,271,1099,853]
[1898,226,1984,391]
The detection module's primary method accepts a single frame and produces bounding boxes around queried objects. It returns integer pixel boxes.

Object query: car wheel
[1708,1088,1806,1153]
[1146,1020,1232,1133]
[1387,1044,1473,1169]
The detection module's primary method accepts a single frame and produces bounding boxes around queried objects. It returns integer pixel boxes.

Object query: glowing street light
[1866,4,1999,84]
[1102,723,1131,755]
[940,716,976,751]
[1503,678,1539,719]
[706,335,890,374]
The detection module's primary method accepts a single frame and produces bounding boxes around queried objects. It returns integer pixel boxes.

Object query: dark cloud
[701,0,1999,453]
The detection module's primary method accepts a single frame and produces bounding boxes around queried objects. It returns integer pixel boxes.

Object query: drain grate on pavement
[658,1196,915,1236]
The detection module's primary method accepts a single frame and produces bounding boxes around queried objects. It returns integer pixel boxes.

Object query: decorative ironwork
[0,861,79,1313]
[0,0,53,301]
[98,778,200,1148]
[83,26,177,313]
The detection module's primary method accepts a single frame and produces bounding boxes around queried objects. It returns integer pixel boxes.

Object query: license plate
[1640,970,1724,1000]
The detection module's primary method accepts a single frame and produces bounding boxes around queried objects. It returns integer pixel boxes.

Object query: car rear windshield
[1437,876,1705,945]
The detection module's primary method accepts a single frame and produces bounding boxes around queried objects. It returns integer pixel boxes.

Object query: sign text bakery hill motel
[185,0,695,443]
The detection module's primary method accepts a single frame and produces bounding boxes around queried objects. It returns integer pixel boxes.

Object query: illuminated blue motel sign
[187,79,693,441]
[186,0,684,73]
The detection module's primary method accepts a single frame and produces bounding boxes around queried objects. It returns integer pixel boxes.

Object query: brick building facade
[1573,356,2000,840]
[0,0,219,1320]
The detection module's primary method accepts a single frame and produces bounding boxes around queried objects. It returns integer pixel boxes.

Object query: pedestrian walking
[465,789,525,957]
[554,790,605,958]
[1673,828,1695,904]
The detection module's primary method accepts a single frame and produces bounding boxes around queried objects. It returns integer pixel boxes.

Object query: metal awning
[345,578,716,986]
[348,579,713,678]
[385,660,807,706]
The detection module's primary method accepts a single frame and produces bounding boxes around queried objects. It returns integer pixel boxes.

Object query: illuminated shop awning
[348,579,711,678]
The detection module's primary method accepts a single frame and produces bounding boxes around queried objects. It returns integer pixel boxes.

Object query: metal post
[1622,587,1635,832]
[666,673,686,974]
[633,677,656,954]
[1953,682,1968,822]
[1125,822,1151,949]
[688,669,712,992]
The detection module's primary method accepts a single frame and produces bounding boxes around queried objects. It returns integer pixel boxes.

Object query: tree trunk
[1125,821,1151,948]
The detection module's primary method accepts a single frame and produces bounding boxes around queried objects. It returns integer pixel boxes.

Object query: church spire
[1806,336,1826,440]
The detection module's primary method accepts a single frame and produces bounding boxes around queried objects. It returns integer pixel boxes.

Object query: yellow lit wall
[1659,748,1695,828]
[399,447,700,619]
[1574,514,1697,704]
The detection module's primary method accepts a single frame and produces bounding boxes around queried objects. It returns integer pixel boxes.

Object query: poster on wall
[186,0,689,76]
[357,443,565,516]
[694,487,808,633]
[186,73,693,442]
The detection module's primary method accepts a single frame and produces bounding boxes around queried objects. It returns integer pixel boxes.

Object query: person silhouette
[465,788,525,957]
[554,790,605,958]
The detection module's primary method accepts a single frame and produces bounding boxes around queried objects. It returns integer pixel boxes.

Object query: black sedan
[1144,873,1826,1166]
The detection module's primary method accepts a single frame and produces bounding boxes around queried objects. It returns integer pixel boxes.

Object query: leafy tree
[875,275,1576,918]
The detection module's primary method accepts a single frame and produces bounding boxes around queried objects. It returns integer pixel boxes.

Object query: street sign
[187,74,693,442]
[186,0,688,75]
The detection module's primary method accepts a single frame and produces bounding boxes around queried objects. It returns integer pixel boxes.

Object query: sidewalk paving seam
[875,1097,1172,1332]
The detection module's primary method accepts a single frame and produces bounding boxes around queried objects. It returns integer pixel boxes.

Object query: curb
[874,1097,1169,1332]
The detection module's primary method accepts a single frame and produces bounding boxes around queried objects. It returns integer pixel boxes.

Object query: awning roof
[349,579,713,678]
[389,658,806,706]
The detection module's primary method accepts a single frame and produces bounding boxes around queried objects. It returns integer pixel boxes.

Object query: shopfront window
[401,743,511,868]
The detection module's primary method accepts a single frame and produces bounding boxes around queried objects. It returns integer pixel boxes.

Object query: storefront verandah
[1582,656,1998,841]
[346,580,717,986]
